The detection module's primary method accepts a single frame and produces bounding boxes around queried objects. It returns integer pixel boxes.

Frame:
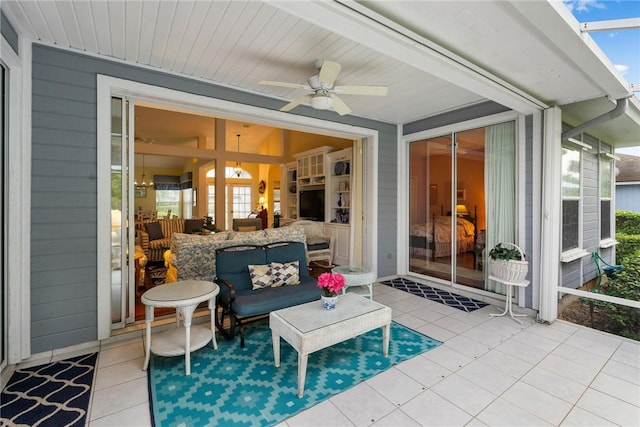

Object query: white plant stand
[488,275,530,324]
[141,280,219,375]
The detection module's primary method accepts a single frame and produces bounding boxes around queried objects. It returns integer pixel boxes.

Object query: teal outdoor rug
[148,321,441,426]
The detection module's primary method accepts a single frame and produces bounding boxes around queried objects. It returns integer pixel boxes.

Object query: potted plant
[488,242,528,283]
[317,272,346,310]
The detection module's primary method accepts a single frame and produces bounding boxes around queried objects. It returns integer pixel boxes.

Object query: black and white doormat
[382,277,489,312]
[1,352,98,427]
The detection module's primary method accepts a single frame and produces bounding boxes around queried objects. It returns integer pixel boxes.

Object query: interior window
[561,146,581,252]
[156,190,180,219]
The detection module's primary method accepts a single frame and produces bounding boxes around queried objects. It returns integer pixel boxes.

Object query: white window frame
[598,154,616,248]
[560,142,589,263]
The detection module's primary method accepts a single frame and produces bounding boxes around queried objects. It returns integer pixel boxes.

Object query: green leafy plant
[600,254,640,340]
[488,243,526,261]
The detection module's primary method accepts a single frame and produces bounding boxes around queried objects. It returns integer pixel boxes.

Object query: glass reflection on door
[408,135,453,282]
[408,128,487,291]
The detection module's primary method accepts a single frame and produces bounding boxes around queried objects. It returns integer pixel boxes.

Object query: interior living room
[124,103,356,320]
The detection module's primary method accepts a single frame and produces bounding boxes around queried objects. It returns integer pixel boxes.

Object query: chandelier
[135,155,153,189]
[234,133,243,177]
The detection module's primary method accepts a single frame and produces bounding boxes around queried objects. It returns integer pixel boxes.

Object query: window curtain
[180,172,193,189]
[153,175,180,191]
[484,121,516,295]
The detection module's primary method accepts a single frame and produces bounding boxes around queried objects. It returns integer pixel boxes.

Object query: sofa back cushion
[265,242,309,279]
[159,219,185,239]
[216,246,266,292]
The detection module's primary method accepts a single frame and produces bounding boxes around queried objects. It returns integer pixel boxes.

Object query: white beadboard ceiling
[3,0,639,146]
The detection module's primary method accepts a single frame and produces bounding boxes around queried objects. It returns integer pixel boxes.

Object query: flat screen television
[299,189,325,221]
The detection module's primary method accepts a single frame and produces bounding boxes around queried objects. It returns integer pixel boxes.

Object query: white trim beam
[581,18,640,33]
[558,286,640,309]
[538,106,562,323]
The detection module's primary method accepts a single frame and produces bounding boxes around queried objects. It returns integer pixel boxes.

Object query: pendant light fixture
[135,154,153,189]
[233,133,243,177]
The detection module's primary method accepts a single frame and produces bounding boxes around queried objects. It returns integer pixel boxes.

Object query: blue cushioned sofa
[214,241,320,347]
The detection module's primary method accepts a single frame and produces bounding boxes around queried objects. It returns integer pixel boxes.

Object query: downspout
[561,97,628,140]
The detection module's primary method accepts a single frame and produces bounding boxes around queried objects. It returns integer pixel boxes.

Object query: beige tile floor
[86,282,640,426]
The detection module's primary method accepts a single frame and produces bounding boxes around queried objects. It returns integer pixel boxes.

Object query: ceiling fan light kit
[310,94,333,110]
[258,59,388,116]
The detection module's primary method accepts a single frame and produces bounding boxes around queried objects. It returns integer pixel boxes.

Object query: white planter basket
[489,243,528,283]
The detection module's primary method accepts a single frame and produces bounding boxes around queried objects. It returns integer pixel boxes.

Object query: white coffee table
[269,293,392,397]
[332,265,376,299]
[141,280,219,375]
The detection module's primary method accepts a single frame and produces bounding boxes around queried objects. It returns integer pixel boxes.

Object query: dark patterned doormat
[382,277,489,312]
[1,352,98,426]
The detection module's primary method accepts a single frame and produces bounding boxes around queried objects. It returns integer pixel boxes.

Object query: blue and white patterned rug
[148,321,441,426]
[1,352,98,427]
[382,277,489,312]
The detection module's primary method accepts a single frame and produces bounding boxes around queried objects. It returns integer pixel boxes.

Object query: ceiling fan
[258,59,388,116]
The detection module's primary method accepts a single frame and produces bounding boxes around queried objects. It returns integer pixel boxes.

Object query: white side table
[332,265,376,300]
[141,280,219,375]
[488,275,530,324]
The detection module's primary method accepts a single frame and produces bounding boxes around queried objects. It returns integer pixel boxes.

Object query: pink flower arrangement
[317,272,346,297]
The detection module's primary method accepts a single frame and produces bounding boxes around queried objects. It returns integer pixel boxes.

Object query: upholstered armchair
[290,220,334,267]
[232,218,263,232]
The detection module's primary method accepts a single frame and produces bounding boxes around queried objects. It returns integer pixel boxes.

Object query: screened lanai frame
[399,111,527,303]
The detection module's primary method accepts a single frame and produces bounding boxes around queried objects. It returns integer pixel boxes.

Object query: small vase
[321,295,338,310]
[337,193,342,207]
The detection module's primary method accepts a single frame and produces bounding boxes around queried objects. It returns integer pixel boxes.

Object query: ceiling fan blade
[258,80,311,90]
[280,94,313,112]
[328,94,352,116]
[318,60,341,87]
[334,85,389,96]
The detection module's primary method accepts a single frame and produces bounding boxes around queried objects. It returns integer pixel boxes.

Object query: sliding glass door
[110,97,135,327]
[408,121,515,295]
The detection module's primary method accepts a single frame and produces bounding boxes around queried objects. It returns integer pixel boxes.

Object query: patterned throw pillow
[270,261,300,287]
[248,264,271,290]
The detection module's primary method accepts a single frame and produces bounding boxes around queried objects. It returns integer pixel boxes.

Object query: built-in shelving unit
[284,161,297,220]
[295,146,331,188]
[327,148,352,225]
[283,146,353,265]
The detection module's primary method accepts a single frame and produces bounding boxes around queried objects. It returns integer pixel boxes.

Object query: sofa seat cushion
[231,277,319,317]
[307,241,330,251]
[149,238,172,250]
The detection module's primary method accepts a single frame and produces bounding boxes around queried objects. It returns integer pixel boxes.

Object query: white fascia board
[581,18,640,33]
[521,1,633,101]
[271,1,547,115]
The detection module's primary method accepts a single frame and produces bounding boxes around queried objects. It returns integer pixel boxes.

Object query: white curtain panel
[484,121,516,295]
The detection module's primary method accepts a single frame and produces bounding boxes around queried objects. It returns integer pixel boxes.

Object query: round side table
[141,280,219,376]
[332,265,376,300]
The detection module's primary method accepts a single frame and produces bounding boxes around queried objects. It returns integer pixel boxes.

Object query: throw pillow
[248,264,272,290]
[270,261,300,287]
[184,218,204,233]
[144,222,164,241]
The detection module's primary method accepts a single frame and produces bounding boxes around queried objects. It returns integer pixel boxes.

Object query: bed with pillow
[410,214,477,260]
